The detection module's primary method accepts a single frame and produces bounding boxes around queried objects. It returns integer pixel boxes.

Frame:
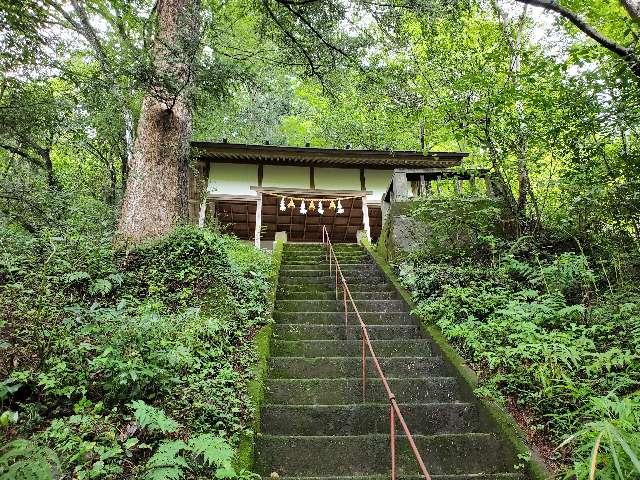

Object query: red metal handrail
[321,226,432,480]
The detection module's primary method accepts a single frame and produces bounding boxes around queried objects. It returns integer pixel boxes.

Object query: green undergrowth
[390,197,640,479]
[0,225,271,479]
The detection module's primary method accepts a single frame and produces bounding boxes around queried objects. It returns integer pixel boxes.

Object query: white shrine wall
[207,162,257,196]
[206,162,392,201]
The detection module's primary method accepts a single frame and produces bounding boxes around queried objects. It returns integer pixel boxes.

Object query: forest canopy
[2,0,640,240]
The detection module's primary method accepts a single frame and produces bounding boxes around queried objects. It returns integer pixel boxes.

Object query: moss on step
[234,240,284,471]
[273,311,412,324]
[255,433,518,476]
[271,338,434,357]
[265,376,459,404]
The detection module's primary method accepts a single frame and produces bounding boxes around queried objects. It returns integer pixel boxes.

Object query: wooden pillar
[198,199,207,227]
[361,195,371,242]
[254,193,263,249]
[419,174,427,197]
[198,161,211,227]
[392,170,409,201]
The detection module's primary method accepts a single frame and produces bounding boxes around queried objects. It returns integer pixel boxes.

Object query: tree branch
[513,0,638,73]
[274,0,320,5]
[279,2,351,60]
[0,143,44,168]
[262,0,324,83]
[513,0,631,57]
[620,0,640,20]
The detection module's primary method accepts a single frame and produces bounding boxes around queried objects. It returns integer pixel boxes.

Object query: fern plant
[129,401,237,480]
[0,439,60,480]
[143,434,236,480]
[129,400,180,433]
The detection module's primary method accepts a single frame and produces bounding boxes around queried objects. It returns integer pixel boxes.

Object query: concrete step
[261,403,482,435]
[282,254,376,267]
[274,312,413,325]
[282,261,370,266]
[275,300,407,313]
[278,274,387,284]
[283,254,370,261]
[280,265,379,274]
[283,256,370,263]
[265,377,459,404]
[255,433,518,476]
[283,249,366,255]
[272,339,433,357]
[266,474,523,480]
[279,291,398,301]
[274,324,420,341]
[277,283,396,293]
[284,246,363,252]
[268,357,450,379]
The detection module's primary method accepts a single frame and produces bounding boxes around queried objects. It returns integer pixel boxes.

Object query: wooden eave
[191,141,467,170]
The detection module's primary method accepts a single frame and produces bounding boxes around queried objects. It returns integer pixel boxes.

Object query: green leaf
[129,400,180,434]
[188,434,234,467]
[124,438,139,449]
[144,440,189,480]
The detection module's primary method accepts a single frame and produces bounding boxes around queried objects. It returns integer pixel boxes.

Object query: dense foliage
[3,0,640,477]
[394,196,640,478]
[0,225,271,478]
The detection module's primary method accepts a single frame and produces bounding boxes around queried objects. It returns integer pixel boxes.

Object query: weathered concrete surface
[268,356,450,379]
[254,243,524,480]
[265,377,459,404]
[255,434,517,476]
[389,214,432,256]
[274,324,418,341]
[271,339,434,357]
[261,403,481,435]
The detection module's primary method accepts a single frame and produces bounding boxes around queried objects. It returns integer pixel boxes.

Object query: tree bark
[40,148,58,190]
[117,0,201,242]
[620,0,640,20]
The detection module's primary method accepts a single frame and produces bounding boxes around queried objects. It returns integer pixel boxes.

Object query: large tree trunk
[117,0,200,242]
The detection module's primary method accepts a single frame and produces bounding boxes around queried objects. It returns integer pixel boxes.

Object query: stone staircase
[256,243,522,480]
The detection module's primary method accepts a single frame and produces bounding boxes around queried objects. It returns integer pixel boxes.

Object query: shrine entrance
[212,187,382,247]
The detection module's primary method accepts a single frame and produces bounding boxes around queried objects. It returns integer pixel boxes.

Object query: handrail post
[343,284,348,337]
[390,398,396,480]
[361,326,366,402]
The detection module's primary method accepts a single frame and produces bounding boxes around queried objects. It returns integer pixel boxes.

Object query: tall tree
[117,0,202,242]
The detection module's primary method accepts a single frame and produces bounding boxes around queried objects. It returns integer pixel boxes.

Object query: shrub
[0,226,271,478]
[395,199,640,476]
